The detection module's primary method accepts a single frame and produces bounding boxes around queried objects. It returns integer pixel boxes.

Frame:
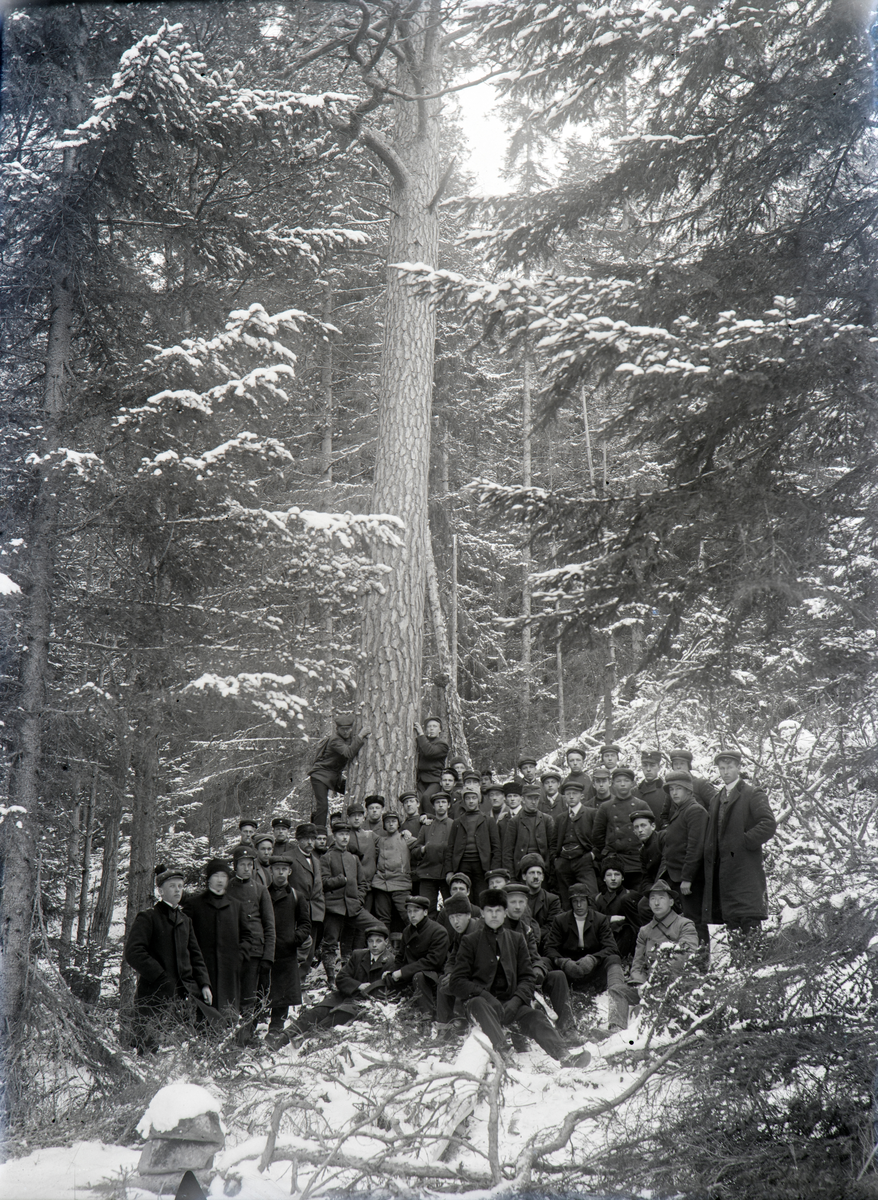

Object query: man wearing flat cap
[702,751,776,951]
[544,884,630,1033]
[307,713,371,831]
[552,779,599,908]
[443,784,501,903]
[266,854,311,1047]
[660,772,709,962]
[626,879,698,1001]
[289,823,325,974]
[636,751,667,827]
[414,716,449,811]
[592,768,645,890]
[228,842,276,1044]
[668,748,718,812]
[319,821,374,988]
[503,785,556,880]
[384,895,449,1016]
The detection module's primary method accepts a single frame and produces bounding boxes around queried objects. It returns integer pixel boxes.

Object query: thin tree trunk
[348,5,442,797]
[425,538,470,763]
[58,777,82,976]
[75,762,98,958]
[450,533,458,692]
[86,713,130,1002]
[321,282,333,488]
[603,631,617,741]
[581,385,596,493]
[556,635,566,741]
[120,718,159,1011]
[520,356,533,745]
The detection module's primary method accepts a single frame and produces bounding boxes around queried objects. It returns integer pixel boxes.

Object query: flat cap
[611,767,636,781]
[155,865,184,887]
[648,879,675,896]
[449,872,472,889]
[405,895,430,910]
[629,808,656,824]
[231,843,256,862]
[568,884,591,900]
[296,822,318,838]
[714,750,743,765]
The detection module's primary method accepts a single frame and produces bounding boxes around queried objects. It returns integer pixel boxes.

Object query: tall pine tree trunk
[425,539,469,762]
[520,356,533,748]
[0,268,72,1042]
[119,717,158,1011]
[348,6,442,796]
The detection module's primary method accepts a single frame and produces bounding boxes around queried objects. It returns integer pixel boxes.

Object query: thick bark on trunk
[119,719,159,1011]
[348,7,442,797]
[425,538,469,763]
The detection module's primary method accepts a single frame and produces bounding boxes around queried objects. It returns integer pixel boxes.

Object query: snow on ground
[0,1142,141,1200]
[136,1081,225,1137]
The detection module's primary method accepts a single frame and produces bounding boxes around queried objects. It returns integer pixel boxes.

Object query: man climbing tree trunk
[345,3,444,797]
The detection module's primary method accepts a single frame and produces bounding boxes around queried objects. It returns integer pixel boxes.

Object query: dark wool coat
[552,805,596,863]
[442,811,501,874]
[411,816,453,880]
[308,732,366,789]
[182,891,256,1015]
[125,902,210,1002]
[289,845,326,922]
[638,830,665,893]
[661,797,708,884]
[560,770,595,803]
[658,775,718,824]
[592,797,644,871]
[227,875,276,962]
[593,887,642,958]
[544,908,620,968]
[437,903,482,937]
[636,778,667,827]
[396,916,449,981]
[447,924,536,1005]
[526,888,562,948]
[268,883,311,1006]
[320,846,366,915]
[702,781,776,924]
[416,733,449,785]
[502,811,555,877]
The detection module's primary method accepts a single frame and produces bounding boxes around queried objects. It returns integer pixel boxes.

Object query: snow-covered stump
[132,1084,225,1194]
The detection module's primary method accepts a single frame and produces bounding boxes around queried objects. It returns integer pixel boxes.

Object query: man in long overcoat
[702,751,776,941]
[660,771,709,958]
[289,822,326,971]
[443,786,501,904]
[183,859,256,1019]
[266,855,311,1045]
[124,865,213,1053]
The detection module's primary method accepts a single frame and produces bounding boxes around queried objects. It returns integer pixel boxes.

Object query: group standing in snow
[125,714,776,1064]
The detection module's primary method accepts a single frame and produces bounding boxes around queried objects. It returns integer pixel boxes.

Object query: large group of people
[125,717,777,1065]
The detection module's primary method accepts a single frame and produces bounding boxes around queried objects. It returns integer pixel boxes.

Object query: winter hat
[568,884,591,900]
[443,894,472,915]
[602,855,625,874]
[382,811,400,827]
[155,865,184,887]
[664,771,694,793]
[503,780,523,797]
[669,748,693,764]
[334,712,355,726]
[519,853,546,874]
[479,888,508,909]
[205,858,231,879]
[296,822,318,838]
[364,794,386,808]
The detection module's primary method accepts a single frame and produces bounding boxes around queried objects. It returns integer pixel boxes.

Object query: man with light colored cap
[552,779,599,907]
[626,879,698,995]
[702,751,776,949]
[538,769,563,818]
[253,829,275,889]
[307,713,371,830]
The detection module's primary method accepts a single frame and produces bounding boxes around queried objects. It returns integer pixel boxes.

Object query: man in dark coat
[552,779,599,906]
[591,769,644,889]
[228,842,276,1043]
[544,884,630,1032]
[414,716,449,811]
[292,922,397,1034]
[435,894,483,1030]
[253,829,275,889]
[668,749,718,812]
[560,746,594,803]
[505,884,578,1039]
[502,786,555,879]
[307,713,371,829]
[384,896,449,1015]
[124,866,213,1053]
[593,856,642,960]
[636,750,667,827]
[411,792,453,916]
[319,821,375,985]
[518,854,561,950]
[266,855,311,1046]
[702,752,776,946]
[443,785,501,902]
[538,770,563,819]
[447,889,590,1068]
[183,859,256,1019]
[660,772,710,959]
[289,823,326,972]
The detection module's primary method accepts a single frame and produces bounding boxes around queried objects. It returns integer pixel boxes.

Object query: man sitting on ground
[447,889,591,1069]
[544,884,630,1034]
[384,896,449,1016]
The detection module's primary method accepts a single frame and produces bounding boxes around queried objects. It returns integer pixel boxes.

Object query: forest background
[0,2,876,1198]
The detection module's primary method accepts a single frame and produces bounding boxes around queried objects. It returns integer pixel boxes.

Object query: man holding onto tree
[414,716,448,811]
[307,713,370,830]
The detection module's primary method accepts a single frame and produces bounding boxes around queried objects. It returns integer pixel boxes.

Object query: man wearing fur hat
[183,858,256,1019]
